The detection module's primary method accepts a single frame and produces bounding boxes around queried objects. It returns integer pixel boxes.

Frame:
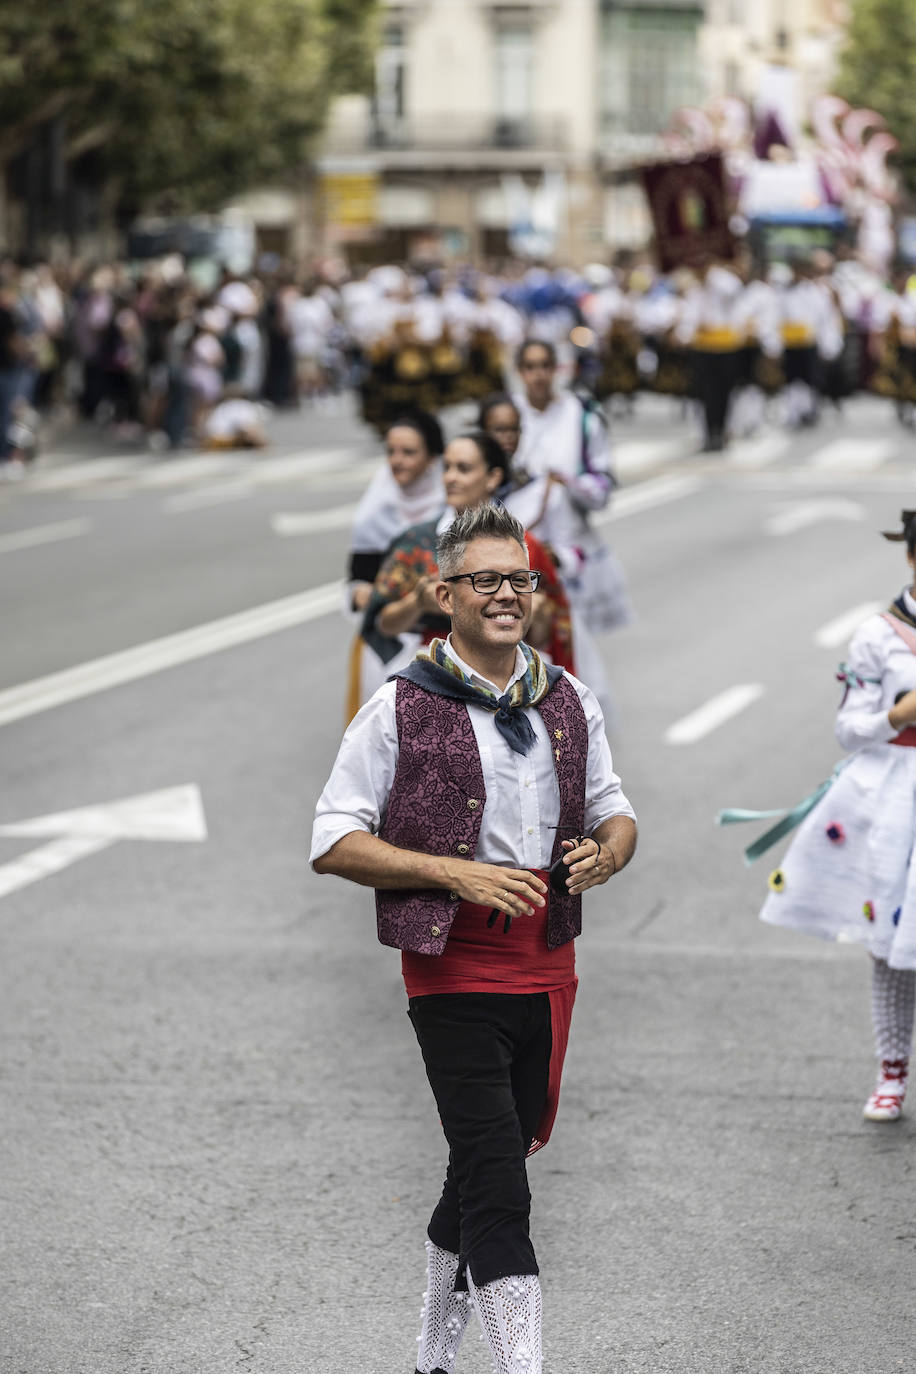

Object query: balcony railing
[324,114,569,156]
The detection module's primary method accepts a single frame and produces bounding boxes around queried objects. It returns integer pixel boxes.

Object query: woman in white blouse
[759,511,916,1121]
[344,411,444,722]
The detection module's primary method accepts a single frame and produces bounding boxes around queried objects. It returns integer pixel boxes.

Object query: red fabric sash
[402,870,577,1151]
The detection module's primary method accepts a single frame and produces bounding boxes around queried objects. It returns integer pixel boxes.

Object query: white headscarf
[349,458,444,555]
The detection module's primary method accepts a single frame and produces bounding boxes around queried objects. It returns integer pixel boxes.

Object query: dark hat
[881,509,916,542]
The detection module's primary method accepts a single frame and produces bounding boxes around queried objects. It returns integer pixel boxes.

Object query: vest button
[467,798,479,810]
[431,925,442,937]
[448,890,459,900]
[457,843,469,855]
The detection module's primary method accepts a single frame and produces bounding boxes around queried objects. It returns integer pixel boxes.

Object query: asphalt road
[2,394,915,1374]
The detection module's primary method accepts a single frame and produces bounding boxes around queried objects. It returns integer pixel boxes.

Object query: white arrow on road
[0,785,207,901]
[764,498,866,537]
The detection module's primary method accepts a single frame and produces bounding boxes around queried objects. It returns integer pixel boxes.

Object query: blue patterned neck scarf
[397,638,563,754]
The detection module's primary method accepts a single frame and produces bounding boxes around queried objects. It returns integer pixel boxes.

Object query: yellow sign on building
[321,171,379,229]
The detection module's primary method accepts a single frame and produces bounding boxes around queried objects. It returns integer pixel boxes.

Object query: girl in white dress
[756,511,916,1121]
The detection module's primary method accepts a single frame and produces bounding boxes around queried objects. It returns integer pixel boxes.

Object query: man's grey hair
[437,503,527,579]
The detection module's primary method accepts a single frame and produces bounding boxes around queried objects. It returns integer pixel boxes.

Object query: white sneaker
[863,1059,908,1121]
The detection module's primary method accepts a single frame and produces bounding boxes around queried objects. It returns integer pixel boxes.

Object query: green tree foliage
[0,0,378,207]
[835,0,916,194]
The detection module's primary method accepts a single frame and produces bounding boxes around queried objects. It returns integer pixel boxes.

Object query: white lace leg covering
[466,1269,542,1374]
[416,1241,472,1374]
[871,959,916,1062]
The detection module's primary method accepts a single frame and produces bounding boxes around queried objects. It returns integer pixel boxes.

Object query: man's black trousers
[407,991,552,1288]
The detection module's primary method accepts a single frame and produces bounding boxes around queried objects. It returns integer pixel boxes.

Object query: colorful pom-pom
[863,901,876,922]
[825,822,845,844]
[768,869,786,893]
[892,907,902,928]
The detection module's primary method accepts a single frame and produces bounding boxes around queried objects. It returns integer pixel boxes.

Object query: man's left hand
[561,836,615,894]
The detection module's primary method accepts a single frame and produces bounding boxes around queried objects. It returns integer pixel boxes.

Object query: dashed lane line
[165,458,381,514]
[272,506,357,536]
[664,684,766,745]
[270,473,706,539]
[763,498,866,536]
[24,457,144,491]
[814,601,884,649]
[0,518,92,554]
[23,445,377,497]
[809,438,895,471]
[163,482,255,513]
[600,473,705,521]
[0,581,343,729]
[727,431,791,468]
[614,437,689,476]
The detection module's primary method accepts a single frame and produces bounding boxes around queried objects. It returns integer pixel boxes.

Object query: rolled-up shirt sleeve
[834,622,900,753]
[569,676,636,831]
[310,682,400,865]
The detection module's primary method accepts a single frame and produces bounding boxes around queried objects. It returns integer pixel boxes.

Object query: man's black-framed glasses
[443,570,541,594]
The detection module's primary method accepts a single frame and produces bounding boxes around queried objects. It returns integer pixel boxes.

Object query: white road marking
[26,445,376,497]
[741,470,916,491]
[814,601,884,648]
[252,447,375,482]
[304,460,384,490]
[273,473,703,539]
[164,482,254,513]
[614,437,688,476]
[25,456,144,490]
[0,784,207,901]
[0,581,343,728]
[0,518,91,554]
[664,684,765,745]
[809,438,895,470]
[727,431,791,468]
[272,505,357,536]
[132,454,248,488]
[165,453,380,514]
[601,474,705,522]
[763,498,866,536]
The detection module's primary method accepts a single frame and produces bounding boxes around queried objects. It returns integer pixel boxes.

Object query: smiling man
[311,503,636,1374]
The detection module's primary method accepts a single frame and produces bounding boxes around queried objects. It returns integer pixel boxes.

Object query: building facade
[303,0,848,266]
[699,1,848,119]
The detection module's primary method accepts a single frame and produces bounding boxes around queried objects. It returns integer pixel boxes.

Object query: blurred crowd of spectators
[3,244,916,479]
[0,255,355,476]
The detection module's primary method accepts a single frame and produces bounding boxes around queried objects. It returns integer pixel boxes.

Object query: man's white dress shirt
[310,637,634,872]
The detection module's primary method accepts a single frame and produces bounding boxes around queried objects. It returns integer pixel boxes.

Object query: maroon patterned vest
[376,674,587,955]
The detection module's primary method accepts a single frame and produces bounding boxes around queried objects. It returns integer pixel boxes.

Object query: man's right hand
[445,861,547,917]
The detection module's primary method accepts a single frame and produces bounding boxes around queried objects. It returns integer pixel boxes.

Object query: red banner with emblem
[640,153,735,272]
